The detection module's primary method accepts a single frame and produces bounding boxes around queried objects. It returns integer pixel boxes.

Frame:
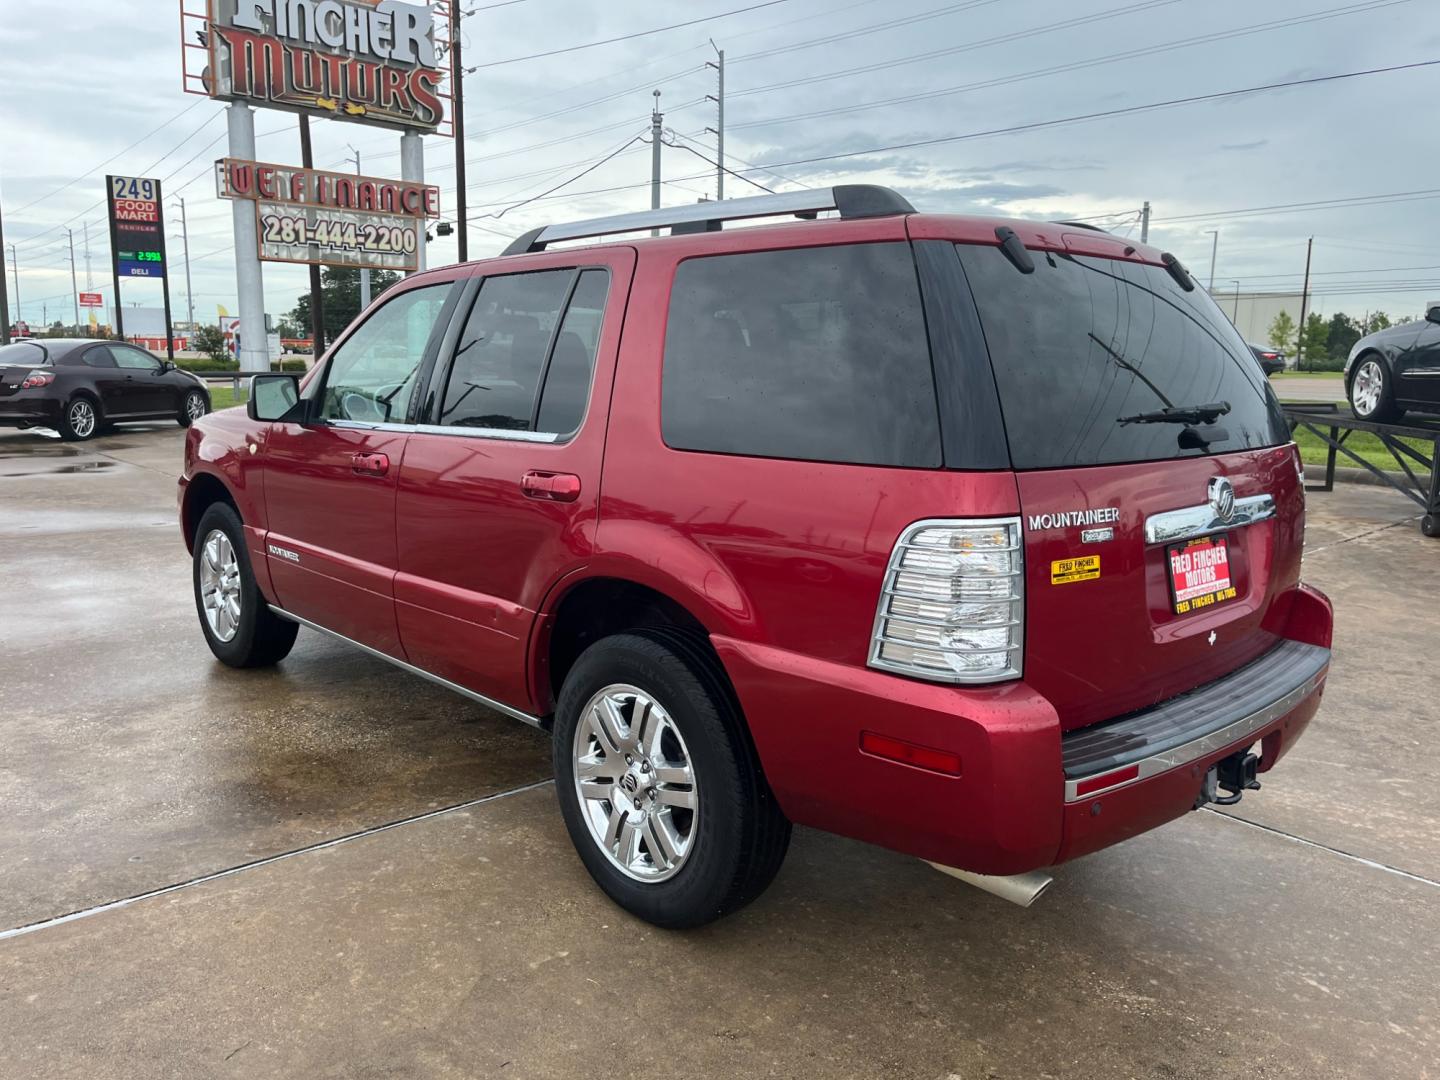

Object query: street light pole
[1229,279,1241,321]
[1206,230,1219,292]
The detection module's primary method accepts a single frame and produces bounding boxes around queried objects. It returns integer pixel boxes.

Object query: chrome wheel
[185,391,207,421]
[68,399,96,438]
[1352,359,1384,416]
[199,528,242,643]
[572,684,699,883]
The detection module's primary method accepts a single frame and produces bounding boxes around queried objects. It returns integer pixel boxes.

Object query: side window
[536,269,609,435]
[661,242,941,468]
[110,346,161,371]
[82,347,118,368]
[319,282,453,424]
[440,268,587,433]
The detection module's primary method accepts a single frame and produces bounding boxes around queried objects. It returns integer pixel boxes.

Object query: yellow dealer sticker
[1051,554,1101,585]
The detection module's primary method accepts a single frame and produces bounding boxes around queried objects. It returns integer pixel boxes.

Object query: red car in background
[178,186,1332,928]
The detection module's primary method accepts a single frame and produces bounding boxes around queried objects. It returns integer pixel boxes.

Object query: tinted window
[81,347,117,368]
[0,342,51,365]
[440,269,572,432]
[110,346,160,371]
[955,244,1289,469]
[536,269,608,435]
[662,242,940,467]
[319,283,453,424]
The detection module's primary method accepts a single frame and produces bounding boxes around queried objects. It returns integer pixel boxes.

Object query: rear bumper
[0,395,62,427]
[715,583,1333,876]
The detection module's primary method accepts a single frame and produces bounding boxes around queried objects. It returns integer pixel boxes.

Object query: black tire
[192,502,298,668]
[1349,353,1402,423]
[552,630,791,929]
[58,395,101,441]
[178,388,209,427]
[1422,514,1440,538]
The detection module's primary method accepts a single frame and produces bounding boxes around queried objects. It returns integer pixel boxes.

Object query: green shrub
[271,359,308,372]
[175,357,238,373]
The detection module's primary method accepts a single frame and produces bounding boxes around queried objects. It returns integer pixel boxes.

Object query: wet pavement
[1,423,1437,1079]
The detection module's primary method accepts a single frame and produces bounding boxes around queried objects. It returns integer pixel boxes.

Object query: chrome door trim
[413,423,560,443]
[1063,664,1327,802]
[268,605,546,729]
[327,420,416,434]
[1144,493,1275,545]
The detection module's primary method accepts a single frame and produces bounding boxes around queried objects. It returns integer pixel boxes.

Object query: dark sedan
[1344,305,1440,422]
[1248,343,1286,376]
[0,339,210,441]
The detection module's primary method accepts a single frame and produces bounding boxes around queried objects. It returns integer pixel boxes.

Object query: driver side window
[319,283,454,424]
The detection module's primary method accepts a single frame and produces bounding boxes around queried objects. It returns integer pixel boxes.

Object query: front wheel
[178,388,209,427]
[552,631,791,929]
[1349,356,1402,423]
[192,502,298,667]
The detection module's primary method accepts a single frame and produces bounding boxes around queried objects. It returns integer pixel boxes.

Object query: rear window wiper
[1118,401,1231,426]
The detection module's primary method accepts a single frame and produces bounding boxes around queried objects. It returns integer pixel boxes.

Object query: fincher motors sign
[201,0,448,132]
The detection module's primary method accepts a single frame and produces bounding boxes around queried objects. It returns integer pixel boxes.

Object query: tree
[1364,311,1392,334]
[1267,310,1297,355]
[1298,313,1330,370]
[1326,312,1362,363]
[192,324,230,365]
[286,267,402,344]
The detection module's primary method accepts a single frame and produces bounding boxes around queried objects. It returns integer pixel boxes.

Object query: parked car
[1344,305,1440,421]
[179,187,1333,928]
[0,339,211,440]
[1248,343,1286,376]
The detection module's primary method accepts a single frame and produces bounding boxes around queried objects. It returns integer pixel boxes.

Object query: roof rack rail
[500,184,915,256]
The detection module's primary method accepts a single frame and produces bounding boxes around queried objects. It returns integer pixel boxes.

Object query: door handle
[521,470,581,502]
[351,452,390,477]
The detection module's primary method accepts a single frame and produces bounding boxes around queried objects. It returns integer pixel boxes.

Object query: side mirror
[159,360,175,373]
[248,372,304,423]
[1427,306,1440,325]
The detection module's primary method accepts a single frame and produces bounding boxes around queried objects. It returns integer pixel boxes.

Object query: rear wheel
[58,396,99,441]
[178,389,209,427]
[192,502,298,667]
[1349,355,1401,422]
[552,631,791,928]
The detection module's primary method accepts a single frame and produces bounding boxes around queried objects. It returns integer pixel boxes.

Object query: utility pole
[9,242,20,331]
[68,228,79,329]
[1230,279,1241,321]
[172,197,195,330]
[1140,201,1150,244]
[298,116,326,355]
[83,221,93,288]
[0,189,9,345]
[451,1,468,263]
[348,148,371,311]
[650,90,663,236]
[706,43,725,201]
[1296,237,1314,371]
[1206,230,1218,292]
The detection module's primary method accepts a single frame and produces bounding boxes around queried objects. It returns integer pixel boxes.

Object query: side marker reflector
[1074,764,1141,798]
[860,731,963,777]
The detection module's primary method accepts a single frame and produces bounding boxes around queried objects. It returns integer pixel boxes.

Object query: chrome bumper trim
[268,605,546,729]
[1063,663,1327,802]
[1145,493,1276,545]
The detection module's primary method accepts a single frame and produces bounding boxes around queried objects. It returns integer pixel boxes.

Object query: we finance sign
[200,0,450,133]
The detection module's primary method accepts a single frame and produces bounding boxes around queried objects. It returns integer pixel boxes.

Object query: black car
[0,339,211,441]
[1345,305,1440,422]
[1248,343,1286,376]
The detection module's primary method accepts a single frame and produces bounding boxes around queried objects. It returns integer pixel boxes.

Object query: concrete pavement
[1,422,1436,1079]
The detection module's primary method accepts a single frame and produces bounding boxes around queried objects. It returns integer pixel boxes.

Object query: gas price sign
[106,176,169,279]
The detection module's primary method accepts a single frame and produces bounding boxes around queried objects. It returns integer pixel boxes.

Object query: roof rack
[500,184,915,256]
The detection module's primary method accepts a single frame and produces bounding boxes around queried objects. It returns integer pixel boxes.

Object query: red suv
[179,186,1332,927]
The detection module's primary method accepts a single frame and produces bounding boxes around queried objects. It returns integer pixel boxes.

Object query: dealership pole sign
[218,157,440,271]
[184,0,454,135]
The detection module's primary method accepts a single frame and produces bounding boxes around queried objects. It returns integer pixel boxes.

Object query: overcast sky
[2,0,1438,330]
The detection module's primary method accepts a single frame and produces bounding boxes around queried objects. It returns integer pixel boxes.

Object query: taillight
[869,518,1024,684]
[21,372,55,389]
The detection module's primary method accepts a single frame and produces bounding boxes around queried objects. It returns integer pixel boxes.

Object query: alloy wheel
[572,683,699,883]
[69,399,96,438]
[1352,359,1383,416]
[186,392,207,421]
[199,528,243,643]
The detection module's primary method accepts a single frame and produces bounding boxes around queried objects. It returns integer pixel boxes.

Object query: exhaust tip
[926,862,1055,908]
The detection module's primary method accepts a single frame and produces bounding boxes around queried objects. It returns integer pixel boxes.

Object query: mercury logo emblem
[1208,476,1236,524]
[620,773,640,795]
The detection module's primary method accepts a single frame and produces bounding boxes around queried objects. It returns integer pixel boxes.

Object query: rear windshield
[955,243,1289,470]
[0,342,50,365]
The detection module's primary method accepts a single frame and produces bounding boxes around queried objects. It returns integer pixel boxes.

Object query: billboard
[183,0,454,135]
[79,293,105,308]
[106,176,170,280]
[217,157,440,271]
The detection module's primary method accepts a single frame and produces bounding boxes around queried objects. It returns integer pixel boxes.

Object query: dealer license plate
[1167,534,1237,615]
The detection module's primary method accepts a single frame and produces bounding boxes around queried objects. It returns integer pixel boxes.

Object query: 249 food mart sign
[185,0,453,133]
[218,157,440,271]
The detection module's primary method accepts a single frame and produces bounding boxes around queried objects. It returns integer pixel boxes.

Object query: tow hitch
[1195,749,1262,808]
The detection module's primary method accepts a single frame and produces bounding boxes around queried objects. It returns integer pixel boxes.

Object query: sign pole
[105,175,125,340]
[451,1,467,263]
[298,116,327,356]
[226,106,268,374]
[401,133,426,273]
[156,183,176,361]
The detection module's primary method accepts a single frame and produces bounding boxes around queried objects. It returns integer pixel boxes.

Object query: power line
[470,0,795,70]
[1155,186,1440,224]
[476,134,650,222]
[734,0,1008,64]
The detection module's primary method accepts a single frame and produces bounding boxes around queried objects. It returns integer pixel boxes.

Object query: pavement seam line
[1303,515,1420,554]
[1203,807,1440,888]
[0,778,556,944]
